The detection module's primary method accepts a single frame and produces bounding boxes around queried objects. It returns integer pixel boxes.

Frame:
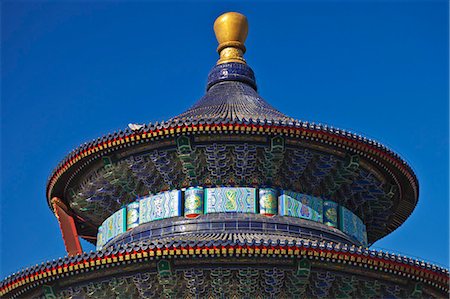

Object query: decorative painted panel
[323,200,338,228]
[259,188,278,216]
[126,202,140,230]
[93,187,372,250]
[139,190,182,223]
[339,206,368,246]
[279,191,323,222]
[184,187,204,218]
[205,187,257,213]
[102,207,126,245]
[96,225,104,251]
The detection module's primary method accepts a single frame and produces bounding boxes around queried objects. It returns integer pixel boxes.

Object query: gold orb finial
[213,12,248,64]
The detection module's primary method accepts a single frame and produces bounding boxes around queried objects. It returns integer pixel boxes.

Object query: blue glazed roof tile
[172,63,293,123]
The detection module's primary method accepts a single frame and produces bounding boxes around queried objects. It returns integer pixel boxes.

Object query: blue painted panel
[139,190,182,223]
[96,225,104,251]
[279,191,323,222]
[205,187,257,213]
[339,206,368,246]
[100,207,126,246]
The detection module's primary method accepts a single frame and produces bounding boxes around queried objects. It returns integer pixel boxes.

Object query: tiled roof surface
[173,63,293,122]
[1,237,448,298]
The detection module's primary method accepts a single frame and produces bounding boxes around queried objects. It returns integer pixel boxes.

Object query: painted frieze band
[96,187,368,250]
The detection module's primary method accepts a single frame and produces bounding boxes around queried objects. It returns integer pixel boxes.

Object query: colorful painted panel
[259,188,278,216]
[126,202,140,230]
[139,190,182,223]
[96,225,104,251]
[339,206,368,246]
[323,200,338,228]
[102,207,126,245]
[205,187,257,213]
[279,191,323,222]
[184,187,204,218]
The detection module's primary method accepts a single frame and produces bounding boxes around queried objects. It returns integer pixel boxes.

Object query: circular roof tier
[45,12,418,247]
[1,237,448,298]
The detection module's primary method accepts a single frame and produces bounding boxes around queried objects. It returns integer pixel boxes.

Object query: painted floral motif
[323,200,338,228]
[185,188,204,218]
[259,188,278,216]
[186,194,202,210]
[325,208,337,223]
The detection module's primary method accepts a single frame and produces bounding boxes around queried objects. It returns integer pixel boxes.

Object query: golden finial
[214,12,248,64]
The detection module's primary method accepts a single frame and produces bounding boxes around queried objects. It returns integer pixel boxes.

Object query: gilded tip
[213,12,248,65]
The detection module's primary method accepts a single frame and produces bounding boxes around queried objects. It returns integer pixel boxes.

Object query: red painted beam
[51,197,82,256]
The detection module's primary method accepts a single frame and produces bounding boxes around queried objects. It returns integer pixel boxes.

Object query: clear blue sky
[1,1,448,278]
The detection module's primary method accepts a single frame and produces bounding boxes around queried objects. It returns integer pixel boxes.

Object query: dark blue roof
[172,62,293,122]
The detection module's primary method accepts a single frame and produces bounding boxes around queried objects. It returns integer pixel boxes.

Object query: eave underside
[53,133,417,245]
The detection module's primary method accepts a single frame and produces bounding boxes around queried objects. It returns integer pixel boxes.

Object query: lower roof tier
[1,237,448,298]
[47,124,418,245]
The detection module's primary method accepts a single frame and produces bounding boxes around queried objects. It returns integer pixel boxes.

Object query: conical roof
[172,63,293,122]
